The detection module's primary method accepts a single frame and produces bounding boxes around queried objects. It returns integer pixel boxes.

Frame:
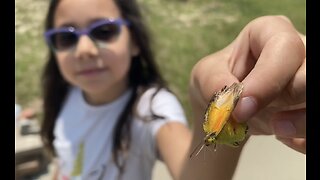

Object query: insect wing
[190,83,246,158]
[202,83,244,136]
[215,116,248,147]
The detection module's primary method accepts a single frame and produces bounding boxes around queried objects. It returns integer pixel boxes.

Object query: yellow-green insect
[190,82,248,158]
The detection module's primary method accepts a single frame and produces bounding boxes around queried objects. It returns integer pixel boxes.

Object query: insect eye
[208,137,214,143]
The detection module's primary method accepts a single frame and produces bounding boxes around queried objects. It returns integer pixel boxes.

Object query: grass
[15,0,305,124]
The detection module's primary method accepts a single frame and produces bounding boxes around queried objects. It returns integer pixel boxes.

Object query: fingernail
[233,97,257,122]
[274,120,296,137]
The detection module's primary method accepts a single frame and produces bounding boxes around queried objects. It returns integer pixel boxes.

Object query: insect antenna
[189,140,205,159]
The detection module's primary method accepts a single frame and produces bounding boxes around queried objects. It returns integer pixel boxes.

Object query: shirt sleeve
[136,87,188,160]
[148,89,188,136]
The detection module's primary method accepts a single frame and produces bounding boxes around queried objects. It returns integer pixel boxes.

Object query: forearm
[157,122,192,180]
[52,159,59,180]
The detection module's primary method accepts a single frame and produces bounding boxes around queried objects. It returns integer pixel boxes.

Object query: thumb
[233,95,258,123]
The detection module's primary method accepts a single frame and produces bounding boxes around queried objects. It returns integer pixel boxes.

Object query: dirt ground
[28,135,305,180]
[25,160,170,180]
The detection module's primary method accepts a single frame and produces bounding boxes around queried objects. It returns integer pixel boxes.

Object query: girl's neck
[83,83,130,106]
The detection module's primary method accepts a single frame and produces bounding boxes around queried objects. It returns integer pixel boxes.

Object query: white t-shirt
[53,86,187,180]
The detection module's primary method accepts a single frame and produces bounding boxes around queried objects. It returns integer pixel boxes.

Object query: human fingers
[276,57,306,106]
[231,16,305,122]
[281,26,306,105]
[271,108,306,138]
[276,136,306,154]
[273,31,305,106]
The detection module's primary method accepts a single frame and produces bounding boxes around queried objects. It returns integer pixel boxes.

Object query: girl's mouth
[77,67,107,76]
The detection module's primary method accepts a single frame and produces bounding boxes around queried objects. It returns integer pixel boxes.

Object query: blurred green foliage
[15,0,305,124]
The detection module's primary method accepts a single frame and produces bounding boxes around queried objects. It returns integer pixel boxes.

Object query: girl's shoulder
[137,86,175,105]
[135,86,185,119]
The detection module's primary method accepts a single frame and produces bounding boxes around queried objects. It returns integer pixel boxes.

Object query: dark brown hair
[40,0,167,172]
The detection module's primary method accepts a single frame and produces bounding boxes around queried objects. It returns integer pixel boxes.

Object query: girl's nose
[74,35,99,60]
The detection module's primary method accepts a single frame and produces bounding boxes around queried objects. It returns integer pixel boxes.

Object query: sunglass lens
[51,32,78,51]
[91,23,120,43]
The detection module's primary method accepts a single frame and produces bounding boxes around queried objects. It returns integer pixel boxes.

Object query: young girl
[40,0,191,179]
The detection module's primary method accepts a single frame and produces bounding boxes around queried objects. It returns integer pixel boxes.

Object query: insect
[190,82,248,158]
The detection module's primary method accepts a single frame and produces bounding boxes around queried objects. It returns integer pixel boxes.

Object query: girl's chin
[81,85,110,95]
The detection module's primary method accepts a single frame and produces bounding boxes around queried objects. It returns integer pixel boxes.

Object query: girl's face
[53,0,139,104]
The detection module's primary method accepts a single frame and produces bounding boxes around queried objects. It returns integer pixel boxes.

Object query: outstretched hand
[189,15,306,154]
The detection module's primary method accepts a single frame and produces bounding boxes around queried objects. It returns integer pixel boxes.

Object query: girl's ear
[130,41,140,57]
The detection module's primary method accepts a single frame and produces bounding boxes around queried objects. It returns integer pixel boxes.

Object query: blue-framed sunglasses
[44,18,129,52]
